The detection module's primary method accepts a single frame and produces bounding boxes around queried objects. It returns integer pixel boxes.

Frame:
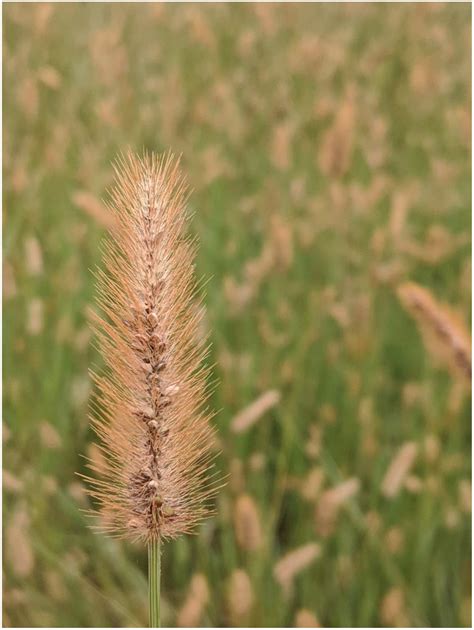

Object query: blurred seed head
[397,282,471,385]
[39,421,62,449]
[233,494,263,551]
[294,608,321,628]
[381,442,417,499]
[177,573,209,627]
[6,503,34,578]
[230,390,281,434]
[380,587,410,627]
[274,543,320,595]
[315,478,360,537]
[227,569,254,622]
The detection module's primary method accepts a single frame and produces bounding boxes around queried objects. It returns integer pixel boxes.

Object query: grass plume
[397,281,471,385]
[84,151,217,544]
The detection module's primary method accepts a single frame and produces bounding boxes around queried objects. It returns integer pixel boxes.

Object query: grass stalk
[148,538,161,627]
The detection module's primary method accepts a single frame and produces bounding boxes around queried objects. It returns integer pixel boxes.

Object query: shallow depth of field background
[3,3,471,628]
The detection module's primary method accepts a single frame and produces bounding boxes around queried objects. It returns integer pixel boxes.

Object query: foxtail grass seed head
[227,569,254,622]
[379,587,410,627]
[233,493,263,551]
[397,281,471,384]
[273,543,321,594]
[230,389,281,434]
[176,573,209,627]
[84,151,218,543]
[381,441,418,499]
[314,478,360,537]
[5,503,34,578]
[294,609,321,628]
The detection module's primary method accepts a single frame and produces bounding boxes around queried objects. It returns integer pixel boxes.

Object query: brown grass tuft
[83,151,218,543]
[397,281,471,384]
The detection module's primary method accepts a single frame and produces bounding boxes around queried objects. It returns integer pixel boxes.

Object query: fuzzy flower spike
[85,151,217,544]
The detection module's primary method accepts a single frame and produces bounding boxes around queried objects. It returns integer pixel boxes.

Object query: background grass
[3,3,471,627]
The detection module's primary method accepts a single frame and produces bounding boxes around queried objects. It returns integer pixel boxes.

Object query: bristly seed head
[84,151,218,543]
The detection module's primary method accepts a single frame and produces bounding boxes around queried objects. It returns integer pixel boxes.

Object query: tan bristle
[82,151,218,543]
[233,493,263,551]
[397,281,471,384]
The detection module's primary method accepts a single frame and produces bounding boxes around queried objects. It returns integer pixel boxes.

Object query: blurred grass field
[3,2,472,627]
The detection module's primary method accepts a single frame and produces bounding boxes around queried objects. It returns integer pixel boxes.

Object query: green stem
[148,538,161,627]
